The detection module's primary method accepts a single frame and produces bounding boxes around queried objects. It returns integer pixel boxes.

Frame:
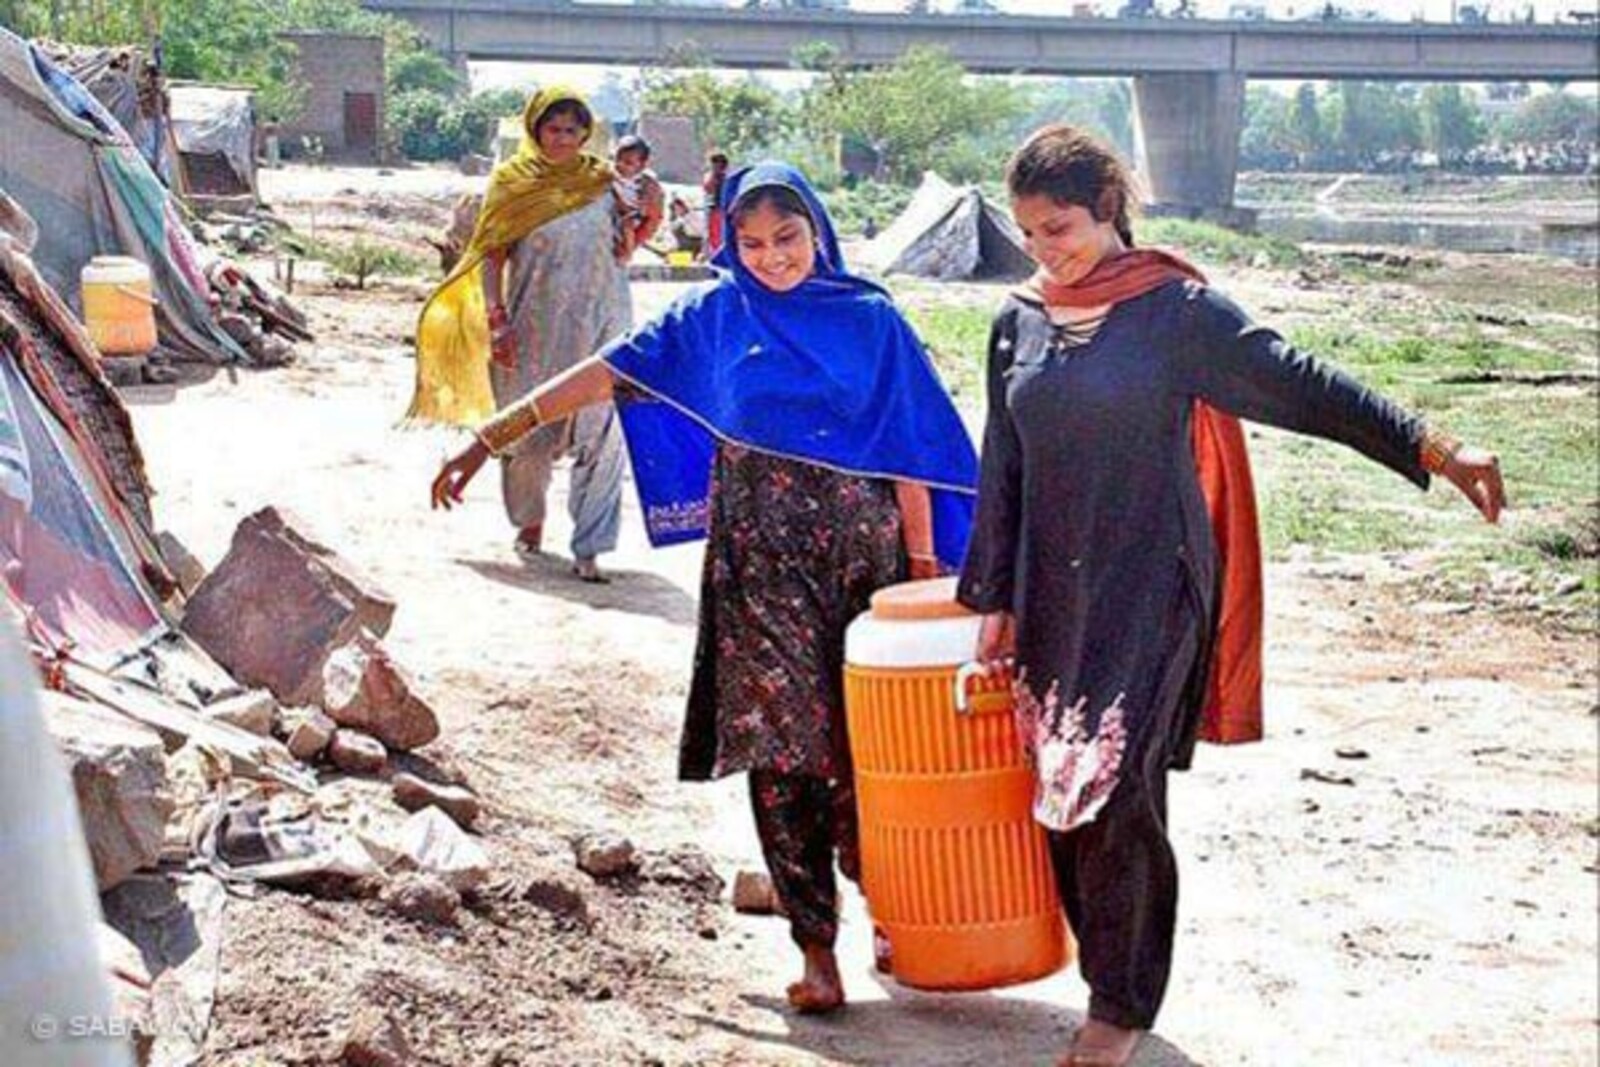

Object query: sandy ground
[120,171,1598,1066]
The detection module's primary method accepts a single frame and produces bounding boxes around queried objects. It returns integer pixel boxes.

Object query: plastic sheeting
[0,29,243,362]
[861,171,1033,282]
[0,354,164,666]
[169,85,255,196]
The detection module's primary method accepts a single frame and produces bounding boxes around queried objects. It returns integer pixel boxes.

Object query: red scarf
[1021,250,1264,745]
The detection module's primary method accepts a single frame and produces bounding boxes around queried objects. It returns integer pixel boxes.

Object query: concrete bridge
[361,1,1600,210]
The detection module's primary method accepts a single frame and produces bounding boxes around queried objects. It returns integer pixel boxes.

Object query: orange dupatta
[1019,249,1264,745]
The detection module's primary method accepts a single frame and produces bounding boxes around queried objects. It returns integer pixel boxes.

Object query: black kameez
[957,280,1429,1027]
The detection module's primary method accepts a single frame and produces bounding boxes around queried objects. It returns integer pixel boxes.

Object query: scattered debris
[101,872,228,1067]
[574,833,638,880]
[182,506,399,705]
[285,707,338,762]
[321,632,440,752]
[42,690,172,890]
[202,688,279,737]
[341,1005,415,1067]
[392,771,481,829]
[329,728,389,776]
[192,796,381,885]
[63,659,312,792]
[732,869,783,916]
[1300,768,1358,787]
[394,807,490,891]
[518,864,593,926]
[380,872,461,927]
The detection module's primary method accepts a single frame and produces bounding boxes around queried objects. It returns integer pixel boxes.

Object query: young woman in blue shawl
[430,163,978,1013]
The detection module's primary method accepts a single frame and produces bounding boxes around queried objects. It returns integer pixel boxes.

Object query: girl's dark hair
[1005,124,1139,248]
[532,98,593,139]
[728,184,815,234]
[615,133,651,160]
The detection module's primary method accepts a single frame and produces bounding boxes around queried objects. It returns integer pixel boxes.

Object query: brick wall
[278,33,384,162]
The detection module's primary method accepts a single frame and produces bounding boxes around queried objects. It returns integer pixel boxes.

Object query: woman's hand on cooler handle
[974,611,1016,676]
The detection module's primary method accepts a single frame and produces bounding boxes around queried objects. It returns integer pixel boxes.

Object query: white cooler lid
[844,577,983,669]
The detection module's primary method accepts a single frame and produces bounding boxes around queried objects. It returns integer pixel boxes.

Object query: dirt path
[123,262,1595,1065]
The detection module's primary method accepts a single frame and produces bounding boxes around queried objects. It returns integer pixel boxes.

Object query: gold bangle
[1419,427,1462,475]
[476,396,543,457]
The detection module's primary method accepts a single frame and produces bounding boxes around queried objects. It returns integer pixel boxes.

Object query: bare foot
[1057,1019,1143,1067]
[785,944,845,1015]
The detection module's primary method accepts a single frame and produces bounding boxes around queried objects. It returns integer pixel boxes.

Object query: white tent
[862,172,1032,282]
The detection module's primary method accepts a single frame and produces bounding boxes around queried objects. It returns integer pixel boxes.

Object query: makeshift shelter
[41,41,173,187]
[861,172,1032,281]
[0,190,174,669]
[0,29,244,363]
[169,85,257,199]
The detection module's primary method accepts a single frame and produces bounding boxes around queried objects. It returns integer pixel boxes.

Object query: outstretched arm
[430,356,618,510]
[1179,287,1505,523]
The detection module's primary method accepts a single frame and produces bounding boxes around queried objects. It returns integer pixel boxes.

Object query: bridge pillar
[1132,73,1246,215]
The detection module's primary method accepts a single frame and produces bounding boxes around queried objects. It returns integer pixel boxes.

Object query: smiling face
[733,198,818,294]
[1010,193,1121,287]
[533,107,588,164]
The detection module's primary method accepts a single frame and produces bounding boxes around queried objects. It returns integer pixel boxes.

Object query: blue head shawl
[603,161,977,569]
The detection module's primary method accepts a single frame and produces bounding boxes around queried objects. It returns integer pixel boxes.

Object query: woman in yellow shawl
[408,87,631,581]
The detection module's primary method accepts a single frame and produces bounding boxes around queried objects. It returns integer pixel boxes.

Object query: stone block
[320,632,438,752]
[201,689,277,737]
[328,729,387,776]
[181,507,395,704]
[42,692,172,891]
[391,772,479,829]
[284,708,336,762]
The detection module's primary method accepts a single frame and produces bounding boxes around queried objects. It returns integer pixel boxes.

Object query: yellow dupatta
[404,86,614,426]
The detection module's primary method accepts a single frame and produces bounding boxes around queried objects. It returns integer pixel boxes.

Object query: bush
[387,88,523,163]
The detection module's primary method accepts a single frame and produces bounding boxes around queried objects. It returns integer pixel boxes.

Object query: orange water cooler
[843,577,1071,991]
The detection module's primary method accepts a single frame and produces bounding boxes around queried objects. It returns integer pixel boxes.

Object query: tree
[1240,85,1293,167]
[1419,84,1485,163]
[1012,79,1132,158]
[1289,83,1322,160]
[389,49,461,97]
[640,66,790,161]
[1499,90,1598,146]
[1329,81,1420,164]
[805,45,1024,183]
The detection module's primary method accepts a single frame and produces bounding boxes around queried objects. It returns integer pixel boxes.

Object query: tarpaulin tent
[42,41,174,187]
[861,171,1032,282]
[169,84,257,199]
[0,29,244,363]
[0,191,174,669]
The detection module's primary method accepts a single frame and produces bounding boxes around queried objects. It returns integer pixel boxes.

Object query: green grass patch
[279,232,433,286]
[904,303,991,401]
[1288,323,1577,383]
[821,184,916,240]
[1142,217,1303,269]
[1406,260,1599,320]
